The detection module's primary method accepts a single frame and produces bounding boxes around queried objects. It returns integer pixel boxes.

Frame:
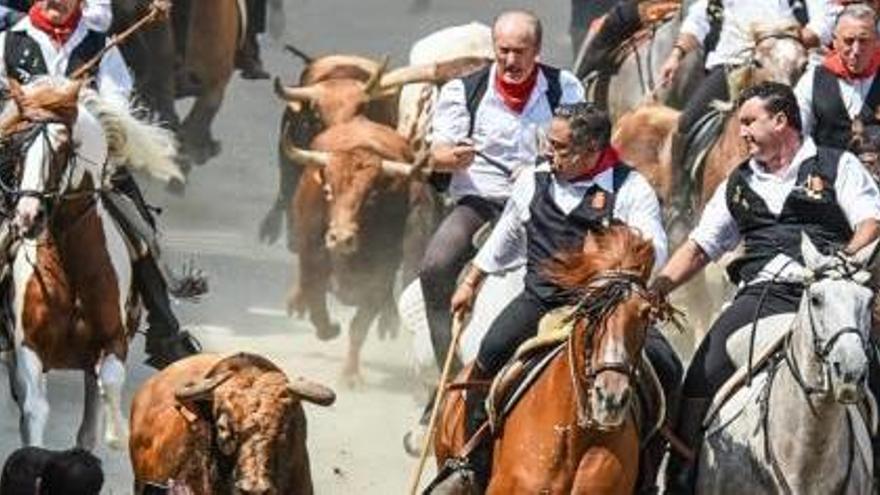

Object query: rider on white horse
[0,0,201,369]
[651,81,880,493]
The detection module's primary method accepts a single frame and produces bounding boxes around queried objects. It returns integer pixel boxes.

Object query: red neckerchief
[823,48,880,81]
[568,146,620,183]
[29,3,82,46]
[494,66,538,114]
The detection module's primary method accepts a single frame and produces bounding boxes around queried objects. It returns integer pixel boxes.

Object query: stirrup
[422,458,479,495]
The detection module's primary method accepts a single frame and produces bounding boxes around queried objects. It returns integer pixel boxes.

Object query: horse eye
[752,59,764,69]
[811,293,823,306]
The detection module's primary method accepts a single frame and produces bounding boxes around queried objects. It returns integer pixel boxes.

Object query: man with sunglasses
[432,102,680,494]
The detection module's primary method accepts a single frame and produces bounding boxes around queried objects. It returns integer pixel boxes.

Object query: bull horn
[289,376,336,406]
[174,371,234,402]
[273,77,321,103]
[363,55,390,96]
[317,54,384,75]
[284,141,331,168]
[378,56,492,90]
[381,159,420,178]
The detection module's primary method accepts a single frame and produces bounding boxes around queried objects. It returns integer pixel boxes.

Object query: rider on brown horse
[651,82,880,493]
[440,102,682,493]
[0,0,201,369]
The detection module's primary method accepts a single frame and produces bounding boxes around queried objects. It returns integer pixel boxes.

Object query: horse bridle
[567,270,667,429]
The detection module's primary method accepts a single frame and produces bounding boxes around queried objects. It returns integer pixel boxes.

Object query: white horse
[697,234,877,494]
[3,77,181,450]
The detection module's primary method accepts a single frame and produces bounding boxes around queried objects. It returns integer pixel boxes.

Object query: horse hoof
[166,177,186,196]
[105,433,127,451]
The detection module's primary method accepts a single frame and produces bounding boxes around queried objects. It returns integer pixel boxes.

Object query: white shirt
[82,0,113,33]
[794,64,877,138]
[680,0,834,69]
[0,17,133,100]
[431,63,585,201]
[474,162,668,274]
[690,137,880,283]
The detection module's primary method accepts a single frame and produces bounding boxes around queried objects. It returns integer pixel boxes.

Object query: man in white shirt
[659,0,833,181]
[435,102,680,493]
[419,9,584,381]
[0,0,112,34]
[795,4,880,150]
[652,81,880,493]
[0,0,199,370]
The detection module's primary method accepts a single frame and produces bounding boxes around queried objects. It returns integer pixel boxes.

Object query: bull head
[282,141,422,178]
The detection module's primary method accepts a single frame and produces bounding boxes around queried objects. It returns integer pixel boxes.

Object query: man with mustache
[652,81,880,493]
[795,3,880,151]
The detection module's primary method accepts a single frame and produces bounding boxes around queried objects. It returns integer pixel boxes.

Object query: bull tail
[283,44,314,64]
[235,0,248,50]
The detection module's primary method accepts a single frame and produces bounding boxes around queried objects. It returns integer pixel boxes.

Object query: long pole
[407,311,465,495]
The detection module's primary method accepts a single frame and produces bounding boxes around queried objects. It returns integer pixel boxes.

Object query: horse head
[795,233,878,404]
[3,77,84,239]
[545,224,671,428]
[729,21,807,96]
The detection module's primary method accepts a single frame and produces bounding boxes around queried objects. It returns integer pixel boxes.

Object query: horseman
[795,4,880,152]
[419,9,585,379]
[658,0,833,180]
[0,0,200,369]
[652,81,880,493]
[438,102,683,493]
[0,0,110,32]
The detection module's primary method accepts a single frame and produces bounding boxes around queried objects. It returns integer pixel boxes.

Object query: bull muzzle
[325,226,358,255]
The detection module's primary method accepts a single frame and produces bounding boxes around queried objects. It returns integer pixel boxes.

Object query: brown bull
[284,118,425,385]
[129,352,335,495]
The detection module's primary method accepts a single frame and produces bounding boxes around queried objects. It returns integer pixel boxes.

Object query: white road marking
[247,306,289,318]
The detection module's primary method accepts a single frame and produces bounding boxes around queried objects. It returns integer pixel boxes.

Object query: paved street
[0,0,574,493]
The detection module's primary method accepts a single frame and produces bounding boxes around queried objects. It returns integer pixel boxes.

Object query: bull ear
[175,371,233,403]
[288,376,336,407]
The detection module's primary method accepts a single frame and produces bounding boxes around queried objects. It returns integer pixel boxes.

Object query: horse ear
[800,232,825,270]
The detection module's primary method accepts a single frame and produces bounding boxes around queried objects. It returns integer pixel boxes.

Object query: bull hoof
[339,369,365,389]
[316,323,341,341]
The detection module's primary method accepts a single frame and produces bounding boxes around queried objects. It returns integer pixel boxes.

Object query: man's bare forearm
[652,240,711,296]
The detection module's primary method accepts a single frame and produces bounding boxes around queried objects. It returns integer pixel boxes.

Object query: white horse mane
[79,88,184,184]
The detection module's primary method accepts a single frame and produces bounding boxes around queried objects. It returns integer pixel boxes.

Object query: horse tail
[81,90,184,184]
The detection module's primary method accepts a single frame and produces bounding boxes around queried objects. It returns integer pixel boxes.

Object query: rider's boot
[136,255,201,370]
[663,397,710,495]
[236,31,270,80]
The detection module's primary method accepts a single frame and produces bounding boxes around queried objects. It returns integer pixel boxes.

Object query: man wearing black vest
[652,82,880,493]
[419,9,584,377]
[795,4,880,151]
[0,0,200,369]
[435,102,681,493]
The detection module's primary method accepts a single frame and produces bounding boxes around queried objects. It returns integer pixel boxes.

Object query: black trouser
[420,196,502,371]
[677,65,730,136]
[575,0,641,79]
[570,0,619,61]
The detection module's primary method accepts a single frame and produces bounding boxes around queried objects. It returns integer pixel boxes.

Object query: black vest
[725,146,852,285]
[3,28,106,84]
[524,164,632,304]
[812,65,880,151]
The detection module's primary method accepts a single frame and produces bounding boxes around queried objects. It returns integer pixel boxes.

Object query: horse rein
[566,270,668,430]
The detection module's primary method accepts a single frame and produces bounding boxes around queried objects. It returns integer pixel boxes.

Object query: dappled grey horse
[697,234,877,494]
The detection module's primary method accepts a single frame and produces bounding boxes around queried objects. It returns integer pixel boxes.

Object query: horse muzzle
[13,197,44,239]
[590,380,633,429]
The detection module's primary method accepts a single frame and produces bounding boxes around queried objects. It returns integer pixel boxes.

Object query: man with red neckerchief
[795,3,880,150]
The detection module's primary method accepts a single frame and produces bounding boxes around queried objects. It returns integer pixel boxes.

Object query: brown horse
[1,77,182,450]
[434,226,668,494]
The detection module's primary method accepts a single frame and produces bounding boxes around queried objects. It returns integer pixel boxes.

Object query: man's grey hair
[553,102,612,151]
[492,9,543,49]
[835,3,878,29]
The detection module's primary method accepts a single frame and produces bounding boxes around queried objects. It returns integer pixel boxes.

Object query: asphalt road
[0,0,576,493]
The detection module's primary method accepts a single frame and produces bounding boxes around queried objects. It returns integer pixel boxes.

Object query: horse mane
[543,223,655,291]
[80,89,183,183]
[726,19,802,100]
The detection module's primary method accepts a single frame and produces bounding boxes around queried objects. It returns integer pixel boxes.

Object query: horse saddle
[683,106,726,188]
[101,190,159,259]
[485,306,667,443]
